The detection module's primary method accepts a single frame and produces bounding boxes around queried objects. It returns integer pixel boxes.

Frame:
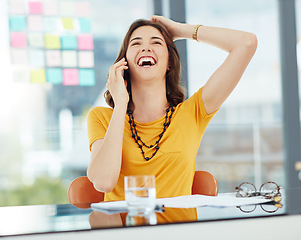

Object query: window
[186,0,284,191]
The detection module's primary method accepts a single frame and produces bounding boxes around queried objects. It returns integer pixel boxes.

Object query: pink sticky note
[10,32,27,48]
[78,51,94,68]
[77,34,94,50]
[75,2,90,17]
[10,0,26,14]
[43,1,58,16]
[46,50,61,67]
[28,15,43,31]
[63,68,79,86]
[28,1,43,14]
[11,49,28,65]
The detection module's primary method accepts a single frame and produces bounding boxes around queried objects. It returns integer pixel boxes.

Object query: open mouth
[137,56,156,67]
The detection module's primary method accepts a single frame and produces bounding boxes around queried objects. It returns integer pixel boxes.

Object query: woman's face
[126,26,169,83]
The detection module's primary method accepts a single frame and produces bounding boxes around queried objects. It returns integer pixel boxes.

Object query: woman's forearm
[87,104,127,193]
[174,23,257,53]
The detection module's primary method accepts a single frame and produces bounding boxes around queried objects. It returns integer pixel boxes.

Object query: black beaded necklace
[127,105,175,161]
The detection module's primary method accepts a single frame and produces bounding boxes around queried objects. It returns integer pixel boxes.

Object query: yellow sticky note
[62,18,74,30]
[31,69,46,83]
[45,34,61,49]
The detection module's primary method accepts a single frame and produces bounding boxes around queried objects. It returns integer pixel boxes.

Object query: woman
[87,15,257,201]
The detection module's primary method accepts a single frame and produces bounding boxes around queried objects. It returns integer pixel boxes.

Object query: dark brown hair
[104,19,185,110]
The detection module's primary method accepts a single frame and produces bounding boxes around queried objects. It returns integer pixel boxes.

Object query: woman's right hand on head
[106,58,129,107]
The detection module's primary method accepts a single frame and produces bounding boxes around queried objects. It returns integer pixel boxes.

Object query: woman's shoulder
[88,106,113,119]
[179,87,204,108]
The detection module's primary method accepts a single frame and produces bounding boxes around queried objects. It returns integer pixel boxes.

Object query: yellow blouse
[87,87,217,201]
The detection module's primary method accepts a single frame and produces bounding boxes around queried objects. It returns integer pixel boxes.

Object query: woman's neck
[131,80,169,123]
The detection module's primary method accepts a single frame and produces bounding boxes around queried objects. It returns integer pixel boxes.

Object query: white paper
[91,201,128,214]
[91,193,274,214]
[156,193,272,208]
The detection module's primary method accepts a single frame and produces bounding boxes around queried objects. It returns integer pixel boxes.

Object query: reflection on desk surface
[1,188,301,237]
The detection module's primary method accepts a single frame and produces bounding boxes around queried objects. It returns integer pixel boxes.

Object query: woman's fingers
[108,58,127,81]
[150,15,180,40]
[116,65,128,78]
[106,58,129,105]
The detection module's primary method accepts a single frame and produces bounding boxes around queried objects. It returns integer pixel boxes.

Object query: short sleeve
[180,87,218,132]
[87,107,112,151]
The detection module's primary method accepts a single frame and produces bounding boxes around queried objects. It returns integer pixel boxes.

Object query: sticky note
[13,68,29,83]
[79,69,95,86]
[60,1,75,16]
[78,51,94,68]
[78,34,94,50]
[43,1,58,16]
[46,68,62,84]
[9,16,27,31]
[10,0,26,14]
[45,34,61,49]
[28,15,43,31]
[63,68,79,86]
[29,49,45,67]
[11,48,28,65]
[61,17,74,30]
[28,33,44,48]
[31,69,46,83]
[28,1,43,14]
[75,2,90,17]
[78,18,91,33]
[61,35,77,49]
[45,50,61,67]
[44,17,58,32]
[10,32,27,48]
[62,50,77,67]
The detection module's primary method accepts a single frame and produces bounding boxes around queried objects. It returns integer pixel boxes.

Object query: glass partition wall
[0,0,293,206]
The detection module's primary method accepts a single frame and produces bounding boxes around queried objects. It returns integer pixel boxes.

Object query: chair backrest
[68,176,104,209]
[68,171,218,208]
[192,170,219,196]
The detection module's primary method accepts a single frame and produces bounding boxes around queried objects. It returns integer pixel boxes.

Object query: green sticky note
[78,18,91,33]
[45,34,61,49]
[79,68,95,86]
[31,69,46,83]
[9,16,27,31]
[61,35,77,49]
[62,17,74,30]
[46,68,62,84]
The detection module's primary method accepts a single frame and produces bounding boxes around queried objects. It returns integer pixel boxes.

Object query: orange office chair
[68,176,104,209]
[191,170,219,196]
[68,171,218,209]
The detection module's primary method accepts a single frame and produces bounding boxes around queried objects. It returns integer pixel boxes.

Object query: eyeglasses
[237,202,283,214]
[235,181,281,201]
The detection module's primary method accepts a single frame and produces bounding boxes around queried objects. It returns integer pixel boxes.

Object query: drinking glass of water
[124,175,156,213]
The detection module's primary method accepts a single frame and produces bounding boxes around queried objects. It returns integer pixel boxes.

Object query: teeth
[138,57,155,66]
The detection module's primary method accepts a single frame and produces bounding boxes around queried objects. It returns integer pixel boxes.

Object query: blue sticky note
[79,68,95,86]
[46,68,63,84]
[9,16,27,31]
[61,35,77,49]
[78,18,91,33]
[29,49,45,67]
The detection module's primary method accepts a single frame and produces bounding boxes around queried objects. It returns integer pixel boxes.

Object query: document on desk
[91,193,274,214]
[156,192,273,208]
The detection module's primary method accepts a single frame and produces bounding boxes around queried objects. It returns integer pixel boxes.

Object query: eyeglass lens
[259,182,279,197]
[237,183,256,197]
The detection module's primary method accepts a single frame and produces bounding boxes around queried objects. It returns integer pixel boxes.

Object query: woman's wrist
[114,101,128,113]
[173,23,201,41]
[192,24,202,41]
